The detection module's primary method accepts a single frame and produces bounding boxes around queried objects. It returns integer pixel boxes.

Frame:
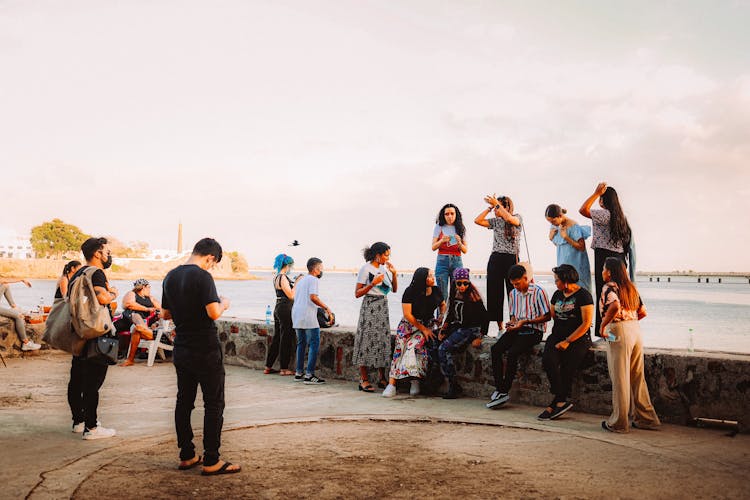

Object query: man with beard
[67,237,118,439]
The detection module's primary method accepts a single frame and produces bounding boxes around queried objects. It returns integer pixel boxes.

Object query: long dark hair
[600,187,631,247]
[407,267,430,296]
[604,257,639,311]
[363,242,390,262]
[436,204,466,239]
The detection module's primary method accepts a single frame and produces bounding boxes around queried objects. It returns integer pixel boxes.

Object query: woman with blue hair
[264,253,298,376]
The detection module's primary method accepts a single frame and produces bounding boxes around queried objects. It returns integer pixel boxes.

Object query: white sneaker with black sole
[82,426,116,440]
[486,392,510,409]
[303,375,325,385]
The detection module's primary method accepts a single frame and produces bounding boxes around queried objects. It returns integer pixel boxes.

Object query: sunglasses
[455,281,470,287]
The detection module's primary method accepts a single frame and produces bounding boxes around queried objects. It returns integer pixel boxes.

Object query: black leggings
[542,335,591,403]
[593,248,626,336]
[266,300,294,370]
[486,252,517,324]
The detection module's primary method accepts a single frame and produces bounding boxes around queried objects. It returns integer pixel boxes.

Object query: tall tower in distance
[177,222,183,254]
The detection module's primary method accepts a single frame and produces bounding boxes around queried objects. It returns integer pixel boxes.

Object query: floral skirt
[389,318,439,380]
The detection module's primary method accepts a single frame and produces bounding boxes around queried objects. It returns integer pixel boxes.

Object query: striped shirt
[508,283,550,334]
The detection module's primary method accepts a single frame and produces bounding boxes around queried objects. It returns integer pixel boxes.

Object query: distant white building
[0,229,34,259]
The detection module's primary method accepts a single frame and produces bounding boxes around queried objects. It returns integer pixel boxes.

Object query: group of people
[264,182,659,433]
[0,181,657,479]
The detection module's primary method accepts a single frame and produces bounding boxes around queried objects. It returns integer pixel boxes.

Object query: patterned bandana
[453,268,470,280]
[133,278,150,288]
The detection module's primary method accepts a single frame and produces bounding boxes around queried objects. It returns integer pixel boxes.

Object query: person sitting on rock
[438,268,489,399]
[119,278,161,366]
[0,277,41,351]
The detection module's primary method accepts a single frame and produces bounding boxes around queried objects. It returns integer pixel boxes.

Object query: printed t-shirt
[291,274,321,329]
[487,216,521,254]
[356,263,393,296]
[401,285,444,324]
[433,224,462,256]
[591,208,626,252]
[161,264,221,349]
[550,288,593,342]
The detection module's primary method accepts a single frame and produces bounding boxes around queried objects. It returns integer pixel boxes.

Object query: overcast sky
[1,0,748,272]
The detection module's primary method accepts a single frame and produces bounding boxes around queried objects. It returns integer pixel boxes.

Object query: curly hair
[436,204,466,239]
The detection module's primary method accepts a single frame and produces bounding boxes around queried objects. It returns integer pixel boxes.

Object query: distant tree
[30,219,89,258]
[109,237,150,258]
[227,251,249,274]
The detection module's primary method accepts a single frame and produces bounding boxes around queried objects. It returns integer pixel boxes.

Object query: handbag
[317,308,336,328]
[42,298,87,356]
[85,334,119,365]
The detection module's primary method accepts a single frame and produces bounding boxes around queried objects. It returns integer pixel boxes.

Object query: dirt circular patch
[73,420,745,499]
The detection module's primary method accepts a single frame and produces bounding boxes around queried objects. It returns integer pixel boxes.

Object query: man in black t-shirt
[67,237,119,439]
[162,238,240,476]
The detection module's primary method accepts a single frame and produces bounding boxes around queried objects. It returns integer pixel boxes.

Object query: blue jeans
[438,327,480,379]
[435,254,463,301]
[295,328,320,376]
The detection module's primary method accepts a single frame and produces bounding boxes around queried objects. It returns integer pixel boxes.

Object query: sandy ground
[1,352,749,499]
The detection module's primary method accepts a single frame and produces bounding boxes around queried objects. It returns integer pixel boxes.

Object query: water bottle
[688,328,694,353]
[265,305,272,325]
[39,297,45,316]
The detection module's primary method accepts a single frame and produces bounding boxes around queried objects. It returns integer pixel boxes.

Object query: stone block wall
[218,318,750,432]
[0,316,46,358]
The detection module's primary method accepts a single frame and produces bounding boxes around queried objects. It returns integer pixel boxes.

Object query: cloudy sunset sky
[1,0,748,272]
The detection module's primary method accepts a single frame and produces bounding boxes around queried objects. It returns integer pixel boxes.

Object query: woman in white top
[353,242,398,392]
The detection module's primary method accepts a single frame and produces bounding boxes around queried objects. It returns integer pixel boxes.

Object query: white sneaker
[22,340,41,351]
[73,420,100,433]
[409,380,420,396]
[382,384,397,398]
[490,390,501,401]
[82,425,116,440]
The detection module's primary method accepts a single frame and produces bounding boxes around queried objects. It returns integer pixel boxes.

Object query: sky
[1,0,749,272]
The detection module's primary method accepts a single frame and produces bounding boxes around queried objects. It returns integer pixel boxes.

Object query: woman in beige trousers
[599,257,660,432]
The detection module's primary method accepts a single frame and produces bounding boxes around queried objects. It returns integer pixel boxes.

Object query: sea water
[11,273,750,354]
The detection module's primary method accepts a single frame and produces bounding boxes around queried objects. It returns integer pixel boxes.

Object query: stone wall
[0,317,46,358]
[217,318,750,432]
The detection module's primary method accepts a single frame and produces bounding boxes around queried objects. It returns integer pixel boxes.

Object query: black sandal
[377,380,387,389]
[201,461,241,476]
[358,382,375,393]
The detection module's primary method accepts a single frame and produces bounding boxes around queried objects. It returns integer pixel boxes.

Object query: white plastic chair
[126,320,174,367]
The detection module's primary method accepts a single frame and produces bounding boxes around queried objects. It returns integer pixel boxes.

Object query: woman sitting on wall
[383,267,446,398]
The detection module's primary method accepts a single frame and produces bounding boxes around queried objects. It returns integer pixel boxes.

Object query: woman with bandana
[120,278,161,367]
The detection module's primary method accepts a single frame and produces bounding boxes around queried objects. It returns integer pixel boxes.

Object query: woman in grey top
[474,194,521,330]
[579,182,632,336]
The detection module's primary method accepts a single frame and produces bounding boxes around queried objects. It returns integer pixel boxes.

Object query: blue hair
[273,253,294,273]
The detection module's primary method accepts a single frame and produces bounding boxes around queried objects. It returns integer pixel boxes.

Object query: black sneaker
[537,408,553,421]
[294,374,304,382]
[303,375,326,385]
[486,392,510,409]
[549,401,573,420]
